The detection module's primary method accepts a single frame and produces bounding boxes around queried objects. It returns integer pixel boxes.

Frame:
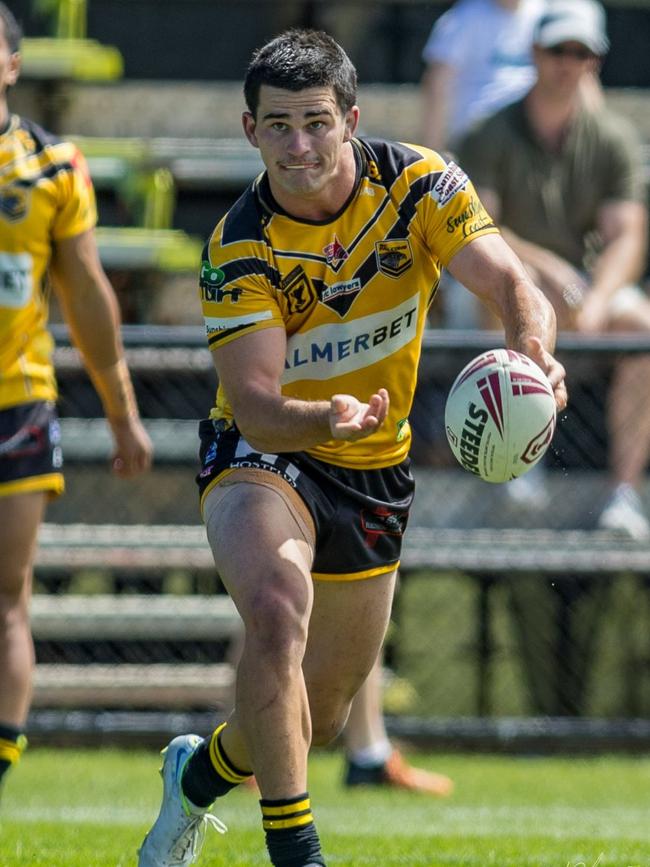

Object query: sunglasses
[545,44,597,60]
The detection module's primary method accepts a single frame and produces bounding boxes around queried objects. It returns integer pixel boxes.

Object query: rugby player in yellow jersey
[138,28,566,867]
[0,3,152,793]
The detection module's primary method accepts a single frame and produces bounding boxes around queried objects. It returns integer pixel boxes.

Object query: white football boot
[138,734,226,867]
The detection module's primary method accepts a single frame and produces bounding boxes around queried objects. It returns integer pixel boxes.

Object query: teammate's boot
[345,748,453,797]
[138,734,227,866]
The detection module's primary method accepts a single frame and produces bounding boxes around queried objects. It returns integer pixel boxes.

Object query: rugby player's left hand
[109,415,153,477]
[329,388,389,440]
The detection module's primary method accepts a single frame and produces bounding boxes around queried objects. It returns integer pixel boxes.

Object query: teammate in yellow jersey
[0,3,152,793]
[138,28,566,867]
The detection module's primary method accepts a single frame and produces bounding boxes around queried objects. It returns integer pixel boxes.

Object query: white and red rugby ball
[444,349,557,483]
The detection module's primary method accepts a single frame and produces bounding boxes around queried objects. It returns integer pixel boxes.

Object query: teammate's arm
[447,232,567,411]
[49,229,153,477]
[212,327,389,452]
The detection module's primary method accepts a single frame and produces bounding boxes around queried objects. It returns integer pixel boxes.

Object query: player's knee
[244,581,309,660]
[311,706,349,746]
[310,693,352,746]
[0,567,31,610]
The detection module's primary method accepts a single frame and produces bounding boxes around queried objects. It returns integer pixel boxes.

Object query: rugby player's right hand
[109,415,153,477]
[329,388,389,440]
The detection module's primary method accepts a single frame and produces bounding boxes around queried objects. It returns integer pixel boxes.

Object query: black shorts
[0,401,64,498]
[196,419,415,581]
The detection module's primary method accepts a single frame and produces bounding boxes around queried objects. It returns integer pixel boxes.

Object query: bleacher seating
[20,0,122,80]
[31,592,238,709]
[20,35,122,80]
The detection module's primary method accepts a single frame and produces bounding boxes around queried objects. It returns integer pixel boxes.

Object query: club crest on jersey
[280,265,316,314]
[323,235,349,271]
[320,278,362,318]
[0,186,28,221]
[375,239,412,278]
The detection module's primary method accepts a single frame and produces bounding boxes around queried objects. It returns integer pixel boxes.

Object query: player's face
[243,85,359,215]
[0,21,20,98]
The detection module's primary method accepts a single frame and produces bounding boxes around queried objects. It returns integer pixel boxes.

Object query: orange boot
[345,748,453,797]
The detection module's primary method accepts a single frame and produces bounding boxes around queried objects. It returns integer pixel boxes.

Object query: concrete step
[32,663,234,709]
[31,593,241,640]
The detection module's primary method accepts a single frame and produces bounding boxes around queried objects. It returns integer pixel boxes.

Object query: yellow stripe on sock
[261,798,311,817]
[262,812,314,831]
[208,723,251,784]
[0,737,25,765]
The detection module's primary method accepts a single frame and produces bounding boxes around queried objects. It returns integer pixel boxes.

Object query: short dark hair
[244,29,357,118]
[0,3,21,53]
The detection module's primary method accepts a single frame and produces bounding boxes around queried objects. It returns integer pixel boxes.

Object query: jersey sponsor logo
[463,213,493,238]
[396,417,410,442]
[0,252,32,308]
[431,161,469,207]
[446,197,494,238]
[323,235,349,270]
[282,294,419,384]
[200,261,241,302]
[228,459,300,487]
[446,197,483,233]
[202,285,244,303]
[229,441,302,488]
[204,309,273,335]
[320,278,362,318]
[0,186,28,221]
[375,239,413,278]
[280,265,316,314]
[200,261,225,286]
[361,506,407,547]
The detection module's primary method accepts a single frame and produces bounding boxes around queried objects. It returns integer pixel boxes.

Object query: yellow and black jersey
[0,114,97,410]
[201,136,498,469]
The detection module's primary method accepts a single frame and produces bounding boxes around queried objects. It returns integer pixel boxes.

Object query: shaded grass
[2,748,650,865]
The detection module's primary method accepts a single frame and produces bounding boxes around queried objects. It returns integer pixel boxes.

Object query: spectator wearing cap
[421,0,546,154]
[459,0,650,538]
[419,0,547,335]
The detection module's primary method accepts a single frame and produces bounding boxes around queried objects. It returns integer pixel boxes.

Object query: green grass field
[2,747,650,866]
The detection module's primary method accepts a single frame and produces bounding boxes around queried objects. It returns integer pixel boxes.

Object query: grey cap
[534,0,609,56]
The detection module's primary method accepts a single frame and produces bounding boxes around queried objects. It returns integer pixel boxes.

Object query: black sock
[261,793,326,866]
[0,723,25,783]
[181,722,252,807]
[344,756,385,786]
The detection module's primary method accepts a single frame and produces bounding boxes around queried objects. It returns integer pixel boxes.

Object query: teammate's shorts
[0,401,64,498]
[196,419,415,581]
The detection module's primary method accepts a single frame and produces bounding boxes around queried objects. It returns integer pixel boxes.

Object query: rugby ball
[444,349,556,483]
